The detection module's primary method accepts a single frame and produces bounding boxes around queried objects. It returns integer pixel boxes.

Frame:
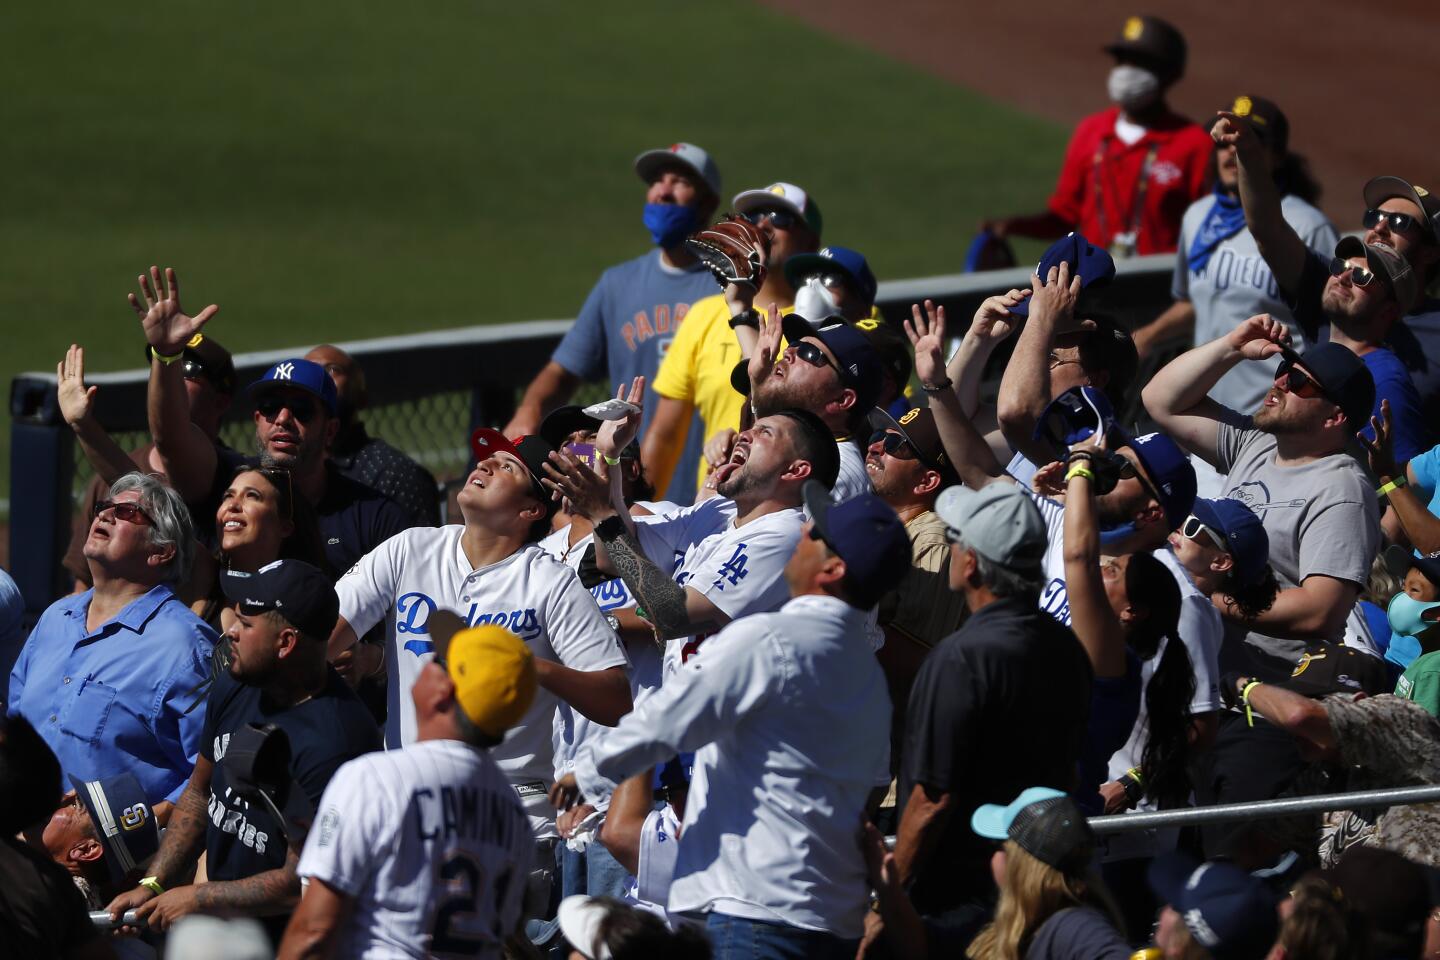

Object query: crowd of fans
[8,12,1440,960]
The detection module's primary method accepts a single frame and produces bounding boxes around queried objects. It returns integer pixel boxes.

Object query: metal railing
[8,254,1182,617]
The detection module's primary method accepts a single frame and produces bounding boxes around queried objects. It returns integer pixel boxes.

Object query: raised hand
[541,448,614,521]
[1360,398,1399,480]
[56,344,98,426]
[130,266,218,356]
[968,288,1030,344]
[596,377,645,460]
[1226,313,1289,360]
[747,303,785,386]
[1032,460,1069,500]
[904,299,947,387]
[1026,262,1085,332]
[1210,110,1261,155]
[704,428,738,472]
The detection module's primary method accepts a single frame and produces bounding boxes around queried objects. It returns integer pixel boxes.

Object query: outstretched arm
[1062,456,1130,678]
[1361,401,1440,555]
[505,361,581,437]
[640,396,695,497]
[1230,676,1336,756]
[905,300,1007,489]
[597,768,655,875]
[134,266,220,501]
[57,344,138,488]
[1213,112,1308,298]
[1142,314,1288,467]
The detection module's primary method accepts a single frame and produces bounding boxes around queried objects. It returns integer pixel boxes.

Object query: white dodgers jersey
[298,740,533,960]
[336,527,629,831]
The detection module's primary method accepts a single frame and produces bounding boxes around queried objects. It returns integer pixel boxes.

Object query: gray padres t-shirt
[1174,194,1338,415]
[1215,422,1379,680]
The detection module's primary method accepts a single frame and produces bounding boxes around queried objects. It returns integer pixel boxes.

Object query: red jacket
[1047,106,1212,255]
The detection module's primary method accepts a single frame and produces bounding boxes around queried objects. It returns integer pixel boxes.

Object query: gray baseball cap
[1335,236,1418,310]
[934,482,1046,571]
[1363,175,1440,245]
[634,142,722,199]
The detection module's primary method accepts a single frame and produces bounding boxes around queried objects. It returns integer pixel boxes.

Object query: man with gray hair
[9,472,217,815]
[886,483,1092,953]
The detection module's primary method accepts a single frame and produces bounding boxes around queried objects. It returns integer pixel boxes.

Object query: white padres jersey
[336,526,629,832]
[298,740,533,960]
[831,438,871,503]
[632,497,804,678]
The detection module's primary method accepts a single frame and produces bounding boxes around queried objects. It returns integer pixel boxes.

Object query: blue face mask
[1387,591,1440,637]
[642,203,698,249]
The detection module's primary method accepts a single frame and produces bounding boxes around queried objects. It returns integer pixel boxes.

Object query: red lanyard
[1091,138,1159,245]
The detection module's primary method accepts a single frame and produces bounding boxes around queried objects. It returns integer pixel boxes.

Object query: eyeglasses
[1181,515,1227,551]
[93,499,153,525]
[255,394,320,423]
[867,429,918,460]
[742,208,797,230]
[791,340,841,376]
[1327,257,1378,289]
[1363,208,1422,235]
[1274,359,1326,400]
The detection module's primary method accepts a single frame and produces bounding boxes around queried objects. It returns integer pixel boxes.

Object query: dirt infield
[759,0,1440,227]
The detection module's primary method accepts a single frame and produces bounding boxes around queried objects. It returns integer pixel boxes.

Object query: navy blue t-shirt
[1075,652,1142,814]
[201,665,380,885]
[550,249,717,504]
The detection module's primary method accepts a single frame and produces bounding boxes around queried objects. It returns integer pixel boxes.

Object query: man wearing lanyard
[982,15,1211,257]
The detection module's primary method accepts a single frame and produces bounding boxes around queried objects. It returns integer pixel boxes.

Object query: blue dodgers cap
[72,772,160,883]
[1277,342,1376,430]
[1009,232,1116,318]
[1034,385,1117,452]
[246,357,339,417]
[1189,498,1269,586]
[1122,432,1196,531]
[783,246,879,306]
[221,559,340,640]
[780,315,887,412]
[1149,854,1280,960]
[802,481,912,600]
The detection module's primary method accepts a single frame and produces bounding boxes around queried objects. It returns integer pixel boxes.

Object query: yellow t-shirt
[652,295,796,490]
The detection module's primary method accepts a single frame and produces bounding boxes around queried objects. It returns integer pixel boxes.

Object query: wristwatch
[728,308,761,330]
[594,515,627,542]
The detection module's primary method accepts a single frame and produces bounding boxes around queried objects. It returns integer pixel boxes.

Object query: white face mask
[1107,64,1160,112]
[793,276,840,324]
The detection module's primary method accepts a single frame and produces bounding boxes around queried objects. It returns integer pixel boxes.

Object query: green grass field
[3,0,1066,509]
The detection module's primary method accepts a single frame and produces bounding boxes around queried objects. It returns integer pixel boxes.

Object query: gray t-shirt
[1174,194,1338,415]
[1215,423,1380,679]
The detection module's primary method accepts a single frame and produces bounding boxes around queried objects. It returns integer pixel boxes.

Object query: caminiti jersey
[631,496,804,678]
[336,526,629,833]
[297,739,533,960]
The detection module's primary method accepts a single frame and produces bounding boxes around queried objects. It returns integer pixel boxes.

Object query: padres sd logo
[1291,650,1326,677]
[1123,16,1143,40]
[899,408,921,426]
[120,802,150,832]
[855,318,882,332]
[1232,96,1252,117]
[187,333,206,348]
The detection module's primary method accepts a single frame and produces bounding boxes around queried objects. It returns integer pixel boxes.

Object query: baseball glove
[685,214,770,290]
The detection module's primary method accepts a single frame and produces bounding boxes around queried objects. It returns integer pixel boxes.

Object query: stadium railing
[8,253,1179,616]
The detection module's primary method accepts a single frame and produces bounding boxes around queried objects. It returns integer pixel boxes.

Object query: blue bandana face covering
[642,203,698,249]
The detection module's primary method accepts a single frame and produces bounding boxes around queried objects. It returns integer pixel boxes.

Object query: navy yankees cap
[246,357,339,417]
[1009,232,1116,318]
[72,772,160,883]
[1149,854,1279,960]
[221,559,340,640]
[802,481,912,601]
[784,246,879,306]
[779,315,887,412]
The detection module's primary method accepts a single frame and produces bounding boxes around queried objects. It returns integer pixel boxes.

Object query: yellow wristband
[1241,680,1263,728]
[1125,766,1143,786]
[1377,477,1408,497]
[139,876,165,896]
[1065,465,1096,483]
[150,346,184,365]
[602,454,621,466]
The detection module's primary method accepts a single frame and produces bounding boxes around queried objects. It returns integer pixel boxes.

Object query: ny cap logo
[274,361,295,380]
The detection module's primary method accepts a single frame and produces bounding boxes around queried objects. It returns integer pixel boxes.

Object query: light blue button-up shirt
[8,584,216,803]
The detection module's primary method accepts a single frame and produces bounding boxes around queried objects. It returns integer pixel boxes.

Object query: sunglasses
[791,340,841,376]
[1363,208,1422,235]
[1327,257,1378,289]
[256,394,320,423]
[867,429,918,460]
[1114,453,1164,506]
[742,208,797,230]
[1274,359,1326,400]
[1181,515,1227,551]
[93,499,153,525]
[181,358,209,382]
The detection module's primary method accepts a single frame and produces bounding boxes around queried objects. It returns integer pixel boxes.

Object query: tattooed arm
[597,527,729,641]
[105,755,214,922]
[132,847,302,931]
